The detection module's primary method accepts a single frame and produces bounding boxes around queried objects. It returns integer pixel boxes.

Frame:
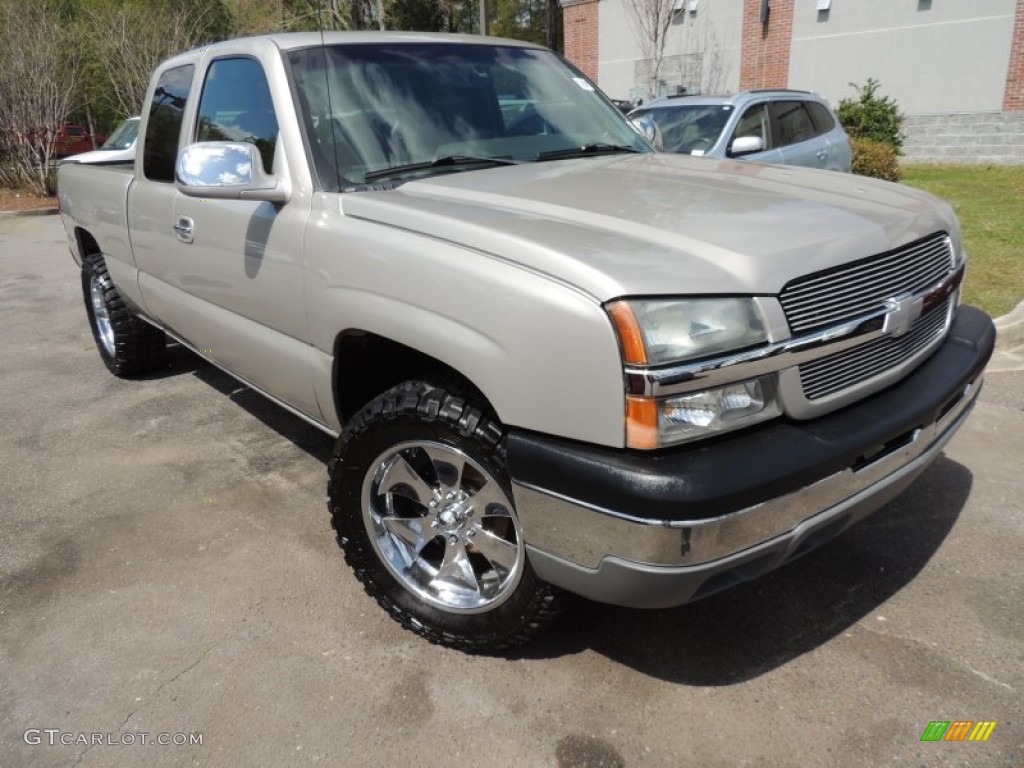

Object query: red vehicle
[20,124,107,159]
[52,124,106,158]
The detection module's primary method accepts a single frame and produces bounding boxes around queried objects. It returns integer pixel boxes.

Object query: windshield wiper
[536,144,643,161]
[362,155,519,183]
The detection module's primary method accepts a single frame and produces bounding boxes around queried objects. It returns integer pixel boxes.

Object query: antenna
[317,0,343,191]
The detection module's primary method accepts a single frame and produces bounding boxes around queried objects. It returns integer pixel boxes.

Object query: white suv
[630,90,852,172]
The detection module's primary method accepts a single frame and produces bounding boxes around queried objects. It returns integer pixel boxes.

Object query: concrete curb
[989,300,1024,373]
[0,207,58,218]
[994,300,1024,351]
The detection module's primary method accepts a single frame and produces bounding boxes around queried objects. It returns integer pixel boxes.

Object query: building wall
[1005,0,1024,109]
[788,0,1017,115]
[563,0,600,82]
[903,112,1024,164]
[740,0,794,90]
[597,0,744,102]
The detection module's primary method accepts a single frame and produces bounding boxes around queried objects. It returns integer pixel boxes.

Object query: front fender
[304,211,626,447]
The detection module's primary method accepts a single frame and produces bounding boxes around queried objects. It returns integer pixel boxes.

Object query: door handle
[173,216,194,244]
[816,150,828,160]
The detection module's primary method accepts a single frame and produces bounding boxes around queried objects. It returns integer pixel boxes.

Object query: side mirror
[728,135,764,157]
[629,115,662,150]
[176,142,289,203]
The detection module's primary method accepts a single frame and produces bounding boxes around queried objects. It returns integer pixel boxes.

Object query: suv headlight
[607,298,780,448]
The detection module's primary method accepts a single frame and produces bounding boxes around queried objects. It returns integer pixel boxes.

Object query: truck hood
[339,153,957,300]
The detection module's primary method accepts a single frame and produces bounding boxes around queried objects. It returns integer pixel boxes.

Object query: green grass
[901,164,1024,318]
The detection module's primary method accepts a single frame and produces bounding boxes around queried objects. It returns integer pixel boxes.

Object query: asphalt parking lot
[1,214,1021,767]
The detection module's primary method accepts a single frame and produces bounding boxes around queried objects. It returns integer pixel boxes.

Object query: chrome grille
[798,300,950,400]
[780,233,955,334]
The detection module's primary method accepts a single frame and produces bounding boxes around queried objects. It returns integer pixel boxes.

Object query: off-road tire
[328,380,563,652]
[82,256,166,377]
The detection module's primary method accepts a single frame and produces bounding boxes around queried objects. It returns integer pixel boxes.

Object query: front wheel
[328,380,562,652]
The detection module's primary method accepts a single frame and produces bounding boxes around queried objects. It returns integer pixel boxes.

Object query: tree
[0,1,82,195]
[491,0,561,49]
[223,0,290,36]
[80,0,231,120]
[624,0,677,98]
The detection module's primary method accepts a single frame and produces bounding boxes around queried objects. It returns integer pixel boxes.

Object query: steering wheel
[506,109,552,137]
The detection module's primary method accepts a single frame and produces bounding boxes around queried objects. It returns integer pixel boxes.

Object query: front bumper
[507,306,995,608]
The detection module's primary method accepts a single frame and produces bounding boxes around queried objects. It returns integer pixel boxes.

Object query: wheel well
[75,228,101,264]
[333,331,495,424]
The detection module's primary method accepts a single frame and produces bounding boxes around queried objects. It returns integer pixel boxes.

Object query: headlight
[625,376,780,448]
[607,298,778,449]
[607,298,769,365]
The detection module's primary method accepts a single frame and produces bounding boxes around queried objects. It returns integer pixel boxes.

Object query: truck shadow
[159,344,335,461]
[514,456,972,685]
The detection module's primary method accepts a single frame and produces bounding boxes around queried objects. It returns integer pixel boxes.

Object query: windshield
[287,43,650,188]
[101,118,139,150]
[632,104,731,155]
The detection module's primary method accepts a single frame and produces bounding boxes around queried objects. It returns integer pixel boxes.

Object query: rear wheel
[328,380,562,651]
[82,256,166,377]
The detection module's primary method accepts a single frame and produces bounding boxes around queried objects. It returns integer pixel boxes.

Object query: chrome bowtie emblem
[882,293,924,338]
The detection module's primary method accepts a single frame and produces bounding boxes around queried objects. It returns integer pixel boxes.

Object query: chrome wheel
[361,439,525,613]
[90,273,115,357]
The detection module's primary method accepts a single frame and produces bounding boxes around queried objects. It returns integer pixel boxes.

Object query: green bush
[837,78,905,154]
[850,138,901,182]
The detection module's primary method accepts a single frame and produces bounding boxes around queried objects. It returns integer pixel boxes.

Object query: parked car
[52,124,106,158]
[630,90,852,171]
[62,117,140,164]
[59,33,991,651]
[19,123,107,162]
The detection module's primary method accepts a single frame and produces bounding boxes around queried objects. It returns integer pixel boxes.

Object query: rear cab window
[143,64,196,182]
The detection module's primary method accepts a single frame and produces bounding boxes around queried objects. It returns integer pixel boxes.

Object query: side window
[770,101,817,148]
[196,57,279,174]
[731,103,770,152]
[143,64,195,183]
[806,101,836,134]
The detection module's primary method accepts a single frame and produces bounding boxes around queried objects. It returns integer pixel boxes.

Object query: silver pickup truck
[58,32,995,651]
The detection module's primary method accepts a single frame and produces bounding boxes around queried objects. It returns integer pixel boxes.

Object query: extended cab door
[132,53,320,421]
[130,63,196,323]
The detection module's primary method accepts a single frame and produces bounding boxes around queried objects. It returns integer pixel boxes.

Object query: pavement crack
[72,708,137,765]
[73,742,94,766]
[154,653,207,697]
